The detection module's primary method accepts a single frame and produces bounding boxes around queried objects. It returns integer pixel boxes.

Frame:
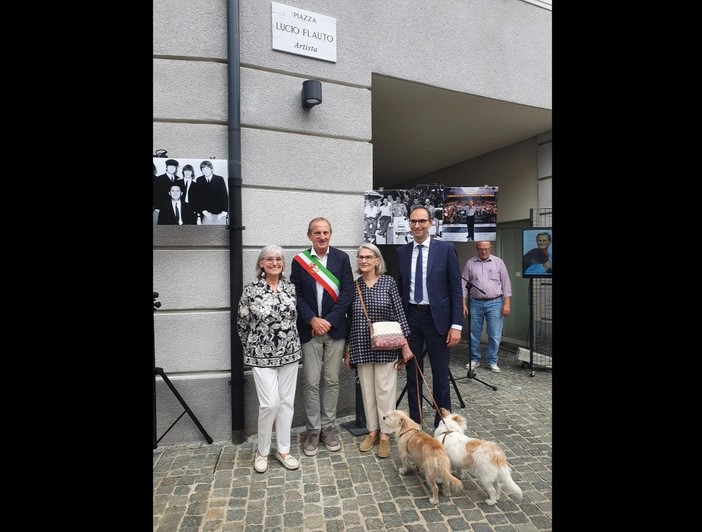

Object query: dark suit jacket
[175,177,198,217]
[154,174,178,211]
[396,238,463,335]
[157,200,198,225]
[290,246,354,344]
[175,177,196,200]
[190,174,229,215]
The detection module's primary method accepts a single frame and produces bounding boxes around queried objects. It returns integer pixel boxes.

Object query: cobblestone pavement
[153,341,552,531]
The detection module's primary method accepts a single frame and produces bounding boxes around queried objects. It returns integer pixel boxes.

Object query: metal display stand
[519,208,553,377]
[396,348,465,409]
[463,277,497,391]
[153,292,213,448]
[340,369,369,436]
[520,278,553,376]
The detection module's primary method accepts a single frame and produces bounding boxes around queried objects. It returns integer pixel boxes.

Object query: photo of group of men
[153,157,229,226]
[363,185,498,245]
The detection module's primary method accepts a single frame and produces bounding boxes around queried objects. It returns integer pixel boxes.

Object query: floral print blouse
[237,278,302,367]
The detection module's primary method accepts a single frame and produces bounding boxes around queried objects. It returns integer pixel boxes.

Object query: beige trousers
[357,361,398,435]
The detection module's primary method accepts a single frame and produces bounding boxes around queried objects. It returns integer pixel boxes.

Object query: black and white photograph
[153,157,229,226]
[363,188,407,245]
[362,185,446,245]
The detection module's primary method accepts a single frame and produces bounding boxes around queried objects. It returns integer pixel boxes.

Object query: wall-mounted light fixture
[301,80,322,108]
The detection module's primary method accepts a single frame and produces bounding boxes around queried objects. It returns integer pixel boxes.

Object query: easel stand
[396,350,465,409]
[463,277,497,391]
[527,278,536,377]
[153,292,213,449]
[519,278,553,377]
[465,357,497,391]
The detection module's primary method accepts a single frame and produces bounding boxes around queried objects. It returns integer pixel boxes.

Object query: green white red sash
[294,250,340,302]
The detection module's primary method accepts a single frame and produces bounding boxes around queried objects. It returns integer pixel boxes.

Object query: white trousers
[357,361,398,435]
[251,362,299,455]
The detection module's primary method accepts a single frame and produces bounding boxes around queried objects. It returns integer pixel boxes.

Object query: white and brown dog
[383,409,463,504]
[434,407,522,506]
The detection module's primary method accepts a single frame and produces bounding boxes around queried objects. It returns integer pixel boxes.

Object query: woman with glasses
[236,245,302,473]
[343,243,414,458]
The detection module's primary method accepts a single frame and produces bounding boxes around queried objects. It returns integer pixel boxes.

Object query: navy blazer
[290,246,355,344]
[396,238,463,335]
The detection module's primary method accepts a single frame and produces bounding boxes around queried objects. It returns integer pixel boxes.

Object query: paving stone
[153,342,552,530]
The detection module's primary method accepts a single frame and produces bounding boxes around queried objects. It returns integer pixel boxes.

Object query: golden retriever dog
[434,407,522,506]
[383,409,463,504]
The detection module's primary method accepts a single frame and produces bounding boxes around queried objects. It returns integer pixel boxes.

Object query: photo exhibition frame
[363,184,498,245]
[153,157,229,226]
[521,227,553,278]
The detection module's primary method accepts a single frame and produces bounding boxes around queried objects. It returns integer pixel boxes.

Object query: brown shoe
[359,433,379,452]
[377,438,391,458]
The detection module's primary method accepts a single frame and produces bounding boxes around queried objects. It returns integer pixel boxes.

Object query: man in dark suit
[191,160,228,225]
[153,158,180,214]
[396,205,463,427]
[157,184,198,225]
[175,163,198,221]
[290,217,354,457]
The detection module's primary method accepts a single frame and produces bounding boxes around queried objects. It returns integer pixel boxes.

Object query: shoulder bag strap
[355,279,372,328]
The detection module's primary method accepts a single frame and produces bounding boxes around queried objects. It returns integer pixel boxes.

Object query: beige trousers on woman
[358,361,397,435]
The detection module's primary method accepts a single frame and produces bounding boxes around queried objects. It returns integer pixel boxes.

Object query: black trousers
[404,305,452,428]
[466,215,475,239]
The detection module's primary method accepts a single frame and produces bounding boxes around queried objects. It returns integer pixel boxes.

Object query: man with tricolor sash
[291,217,354,458]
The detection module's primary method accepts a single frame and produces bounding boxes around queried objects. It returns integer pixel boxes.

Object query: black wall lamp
[301,80,322,108]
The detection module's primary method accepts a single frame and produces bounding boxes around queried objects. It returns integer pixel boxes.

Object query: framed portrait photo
[522,227,552,278]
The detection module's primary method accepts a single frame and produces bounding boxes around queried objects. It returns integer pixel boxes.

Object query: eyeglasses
[264,257,283,263]
[409,219,429,225]
[477,248,491,252]
[357,255,377,261]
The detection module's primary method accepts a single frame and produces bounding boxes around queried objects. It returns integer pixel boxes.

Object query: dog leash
[440,430,455,445]
[400,369,475,500]
[398,372,472,499]
[407,358,449,430]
